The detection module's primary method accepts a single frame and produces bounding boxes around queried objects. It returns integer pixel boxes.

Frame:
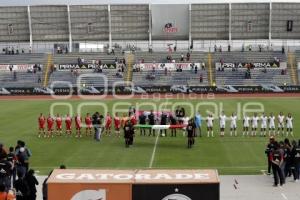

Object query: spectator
[219,45,222,52]
[282,46,285,54]
[6,147,16,187]
[25,169,38,200]
[180,54,184,62]
[0,155,11,190]
[0,184,15,200]
[15,170,30,200]
[194,65,198,74]
[42,171,53,200]
[0,144,7,160]
[228,44,231,52]
[214,45,217,52]
[173,45,177,52]
[186,52,190,61]
[199,73,203,83]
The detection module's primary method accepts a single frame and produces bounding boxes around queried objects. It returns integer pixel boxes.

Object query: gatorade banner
[47,169,220,200]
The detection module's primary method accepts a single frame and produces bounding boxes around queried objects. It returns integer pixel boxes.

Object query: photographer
[265,136,276,175]
[270,142,285,186]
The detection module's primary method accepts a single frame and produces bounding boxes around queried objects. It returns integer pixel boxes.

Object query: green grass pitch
[0,97,299,175]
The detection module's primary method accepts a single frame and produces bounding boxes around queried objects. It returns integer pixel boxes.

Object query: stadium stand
[213,51,286,63]
[214,51,291,86]
[215,68,290,86]
[0,53,45,64]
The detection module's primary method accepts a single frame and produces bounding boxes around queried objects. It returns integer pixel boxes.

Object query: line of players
[38,111,294,138]
[210,111,294,137]
[37,112,137,138]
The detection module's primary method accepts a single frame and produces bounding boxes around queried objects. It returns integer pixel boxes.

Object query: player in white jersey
[277,112,285,136]
[230,113,237,136]
[243,114,250,136]
[286,113,293,137]
[206,114,214,137]
[268,112,276,136]
[251,113,259,136]
[219,111,226,137]
[260,113,268,137]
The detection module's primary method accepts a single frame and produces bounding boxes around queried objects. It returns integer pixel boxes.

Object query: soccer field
[0,97,299,175]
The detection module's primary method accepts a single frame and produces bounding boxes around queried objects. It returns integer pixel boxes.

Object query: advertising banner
[47,169,220,200]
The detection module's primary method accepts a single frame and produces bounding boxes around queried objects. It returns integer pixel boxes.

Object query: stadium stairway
[125,53,135,84]
[42,54,53,87]
[287,52,299,85]
[207,52,215,86]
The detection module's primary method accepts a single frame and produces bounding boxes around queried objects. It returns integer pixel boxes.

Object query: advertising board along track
[47,169,220,200]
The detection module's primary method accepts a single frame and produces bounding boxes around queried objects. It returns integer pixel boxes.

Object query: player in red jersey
[38,113,46,138]
[130,113,137,126]
[75,114,82,138]
[121,113,128,128]
[85,113,93,136]
[47,114,54,137]
[65,114,72,136]
[105,112,112,136]
[55,114,63,136]
[114,112,121,137]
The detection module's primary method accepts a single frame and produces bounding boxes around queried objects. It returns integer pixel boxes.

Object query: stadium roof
[1,0,300,6]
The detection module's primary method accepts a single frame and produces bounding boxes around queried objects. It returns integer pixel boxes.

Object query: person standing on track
[265,136,276,175]
[38,113,46,138]
[271,141,285,187]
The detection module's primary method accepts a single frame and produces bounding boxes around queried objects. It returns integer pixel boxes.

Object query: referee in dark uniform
[124,121,134,148]
[160,112,168,137]
[148,110,155,136]
[139,111,147,136]
[186,119,196,148]
[169,114,177,137]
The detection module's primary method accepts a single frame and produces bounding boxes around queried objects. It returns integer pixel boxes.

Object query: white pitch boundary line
[149,98,169,168]
[149,133,159,168]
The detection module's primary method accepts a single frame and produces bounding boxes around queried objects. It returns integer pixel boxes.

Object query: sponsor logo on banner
[135,63,200,71]
[162,194,191,200]
[215,62,283,69]
[71,189,106,200]
[55,63,120,71]
[0,64,34,71]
